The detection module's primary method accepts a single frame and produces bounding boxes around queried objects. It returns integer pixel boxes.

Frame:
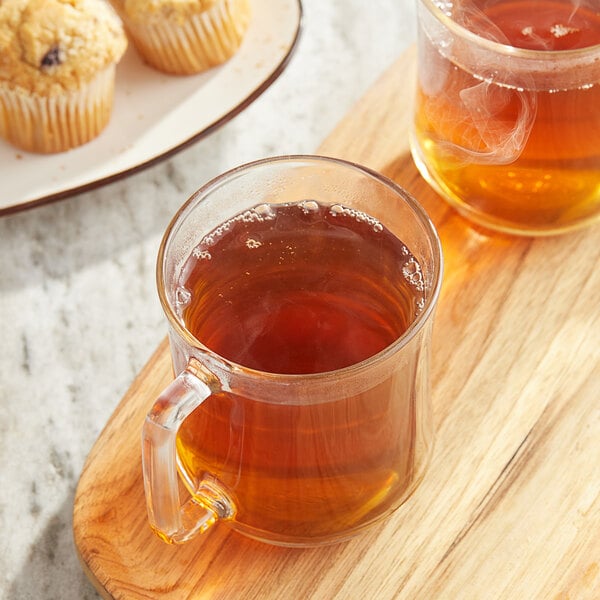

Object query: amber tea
[412,0,600,234]
[174,201,427,540]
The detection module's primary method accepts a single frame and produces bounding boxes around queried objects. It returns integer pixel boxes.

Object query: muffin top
[0,0,127,96]
[121,0,219,25]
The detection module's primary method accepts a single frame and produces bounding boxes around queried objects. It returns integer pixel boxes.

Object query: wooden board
[73,46,600,599]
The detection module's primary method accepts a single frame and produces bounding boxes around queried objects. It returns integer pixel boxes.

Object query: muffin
[0,0,127,153]
[110,0,251,75]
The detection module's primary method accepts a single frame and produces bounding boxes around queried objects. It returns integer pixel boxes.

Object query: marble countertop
[0,1,415,598]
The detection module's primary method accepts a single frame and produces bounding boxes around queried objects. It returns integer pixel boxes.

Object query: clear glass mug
[142,155,443,547]
[410,0,600,236]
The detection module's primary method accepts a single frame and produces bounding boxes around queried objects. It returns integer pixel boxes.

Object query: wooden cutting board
[73,46,600,599]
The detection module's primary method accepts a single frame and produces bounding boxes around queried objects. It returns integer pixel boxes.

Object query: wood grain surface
[73,46,600,600]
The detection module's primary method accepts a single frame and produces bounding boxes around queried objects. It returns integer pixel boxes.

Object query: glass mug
[410,0,600,236]
[142,155,443,547]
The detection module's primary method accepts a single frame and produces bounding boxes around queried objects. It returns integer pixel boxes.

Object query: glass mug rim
[420,0,600,61]
[156,154,443,385]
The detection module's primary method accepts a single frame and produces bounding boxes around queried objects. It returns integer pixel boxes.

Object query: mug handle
[142,360,235,544]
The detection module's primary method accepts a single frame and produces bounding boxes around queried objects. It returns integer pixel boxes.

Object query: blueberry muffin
[0,0,127,153]
[110,0,251,75]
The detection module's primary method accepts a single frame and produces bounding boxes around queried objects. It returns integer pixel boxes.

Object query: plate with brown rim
[0,0,302,216]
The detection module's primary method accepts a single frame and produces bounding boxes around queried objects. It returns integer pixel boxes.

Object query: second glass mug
[411,0,600,235]
[142,155,443,547]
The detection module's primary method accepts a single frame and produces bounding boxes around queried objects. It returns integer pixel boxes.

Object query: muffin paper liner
[0,66,116,154]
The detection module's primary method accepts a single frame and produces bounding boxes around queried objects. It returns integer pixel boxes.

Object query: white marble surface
[0,1,415,598]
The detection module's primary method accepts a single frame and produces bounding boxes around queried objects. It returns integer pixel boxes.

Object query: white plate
[0,0,302,215]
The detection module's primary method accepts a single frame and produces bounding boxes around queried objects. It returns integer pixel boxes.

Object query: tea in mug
[412,0,600,234]
[174,201,427,540]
